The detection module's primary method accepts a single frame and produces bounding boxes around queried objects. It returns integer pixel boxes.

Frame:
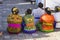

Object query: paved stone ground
[0,0,60,40]
[3,0,31,4]
[0,29,60,40]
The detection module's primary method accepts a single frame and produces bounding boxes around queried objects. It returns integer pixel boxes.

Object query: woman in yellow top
[7,7,22,34]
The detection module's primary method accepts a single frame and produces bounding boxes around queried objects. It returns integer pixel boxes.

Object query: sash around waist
[8,23,21,28]
[43,22,53,26]
[35,17,40,19]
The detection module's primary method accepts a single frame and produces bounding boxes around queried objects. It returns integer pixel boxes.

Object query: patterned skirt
[7,23,21,34]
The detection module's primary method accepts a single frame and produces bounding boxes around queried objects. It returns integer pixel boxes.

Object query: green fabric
[24,15,34,23]
[36,21,54,32]
[36,21,42,30]
[40,29,54,33]
[24,15,36,31]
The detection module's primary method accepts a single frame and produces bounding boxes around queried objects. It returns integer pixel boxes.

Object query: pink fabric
[8,23,21,28]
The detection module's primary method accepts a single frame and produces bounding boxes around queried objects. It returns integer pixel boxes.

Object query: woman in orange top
[40,7,55,32]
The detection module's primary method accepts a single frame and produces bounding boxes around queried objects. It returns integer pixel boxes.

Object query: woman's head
[55,6,60,12]
[45,7,51,15]
[26,8,32,15]
[11,7,19,14]
[38,2,43,8]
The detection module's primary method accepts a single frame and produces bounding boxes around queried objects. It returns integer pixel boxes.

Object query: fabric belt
[35,17,40,19]
[8,23,21,28]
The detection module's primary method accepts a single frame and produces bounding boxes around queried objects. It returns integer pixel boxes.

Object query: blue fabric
[34,17,40,24]
[35,17,40,19]
[54,21,56,29]
[21,20,26,31]
[24,30,36,34]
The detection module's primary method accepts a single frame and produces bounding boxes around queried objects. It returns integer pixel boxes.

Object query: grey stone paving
[0,29,60,40]
[3,0,30,4]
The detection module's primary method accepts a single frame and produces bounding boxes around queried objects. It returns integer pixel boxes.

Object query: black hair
[11,7,16,12]
[45,7,51,15]
[26,9,32,15]
[55,6,60,12]
[11,7,19,14]
[38,2,43,8]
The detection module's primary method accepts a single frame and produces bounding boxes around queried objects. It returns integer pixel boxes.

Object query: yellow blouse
[7,14,22,24]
